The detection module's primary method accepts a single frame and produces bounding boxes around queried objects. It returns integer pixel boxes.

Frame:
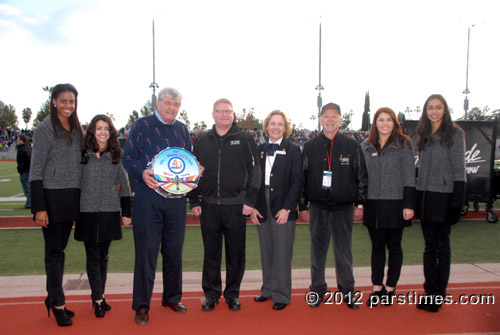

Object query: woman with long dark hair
[415,94,466,312]
[361,107,415,307]
[76,114,131,318]
[30,83,84,326]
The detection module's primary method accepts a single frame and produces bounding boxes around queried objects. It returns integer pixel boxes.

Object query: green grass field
[0,161,32,216]
[0,161,23,196]
[1,160,499,276]
[1,221,499,276]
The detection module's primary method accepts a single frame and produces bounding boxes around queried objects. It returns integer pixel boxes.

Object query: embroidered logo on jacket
[339,154,351,165]
[230,140,240,145]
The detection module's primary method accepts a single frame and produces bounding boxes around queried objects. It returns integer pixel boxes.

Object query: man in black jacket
[299,103,367,309]
[189,98,261,312]
[16,135,31,209]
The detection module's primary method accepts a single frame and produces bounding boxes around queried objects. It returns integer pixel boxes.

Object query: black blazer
[255,138,303,223]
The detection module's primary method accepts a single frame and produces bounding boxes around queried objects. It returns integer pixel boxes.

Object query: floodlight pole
[150,19,159,109]
[315,18,324,132]
[463,25,474,119]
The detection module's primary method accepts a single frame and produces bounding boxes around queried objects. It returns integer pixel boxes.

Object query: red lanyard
[325,132,337,172]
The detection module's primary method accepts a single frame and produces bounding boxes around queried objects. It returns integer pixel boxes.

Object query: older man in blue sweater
[123,87,192,325]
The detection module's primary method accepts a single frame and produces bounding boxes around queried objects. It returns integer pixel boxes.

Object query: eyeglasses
[214,110,233,114]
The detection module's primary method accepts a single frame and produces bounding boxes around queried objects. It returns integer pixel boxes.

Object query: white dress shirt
[265,138,283,186]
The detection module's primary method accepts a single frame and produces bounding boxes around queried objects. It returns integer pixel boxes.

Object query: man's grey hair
[158,87,182,102]
[212,98,233,113]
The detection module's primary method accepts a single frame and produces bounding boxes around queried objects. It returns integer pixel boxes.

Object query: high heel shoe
[381,290,395,306]
[45,297,75,318]
[50,305,73,327]
[366,287,386,307]
[103,298,112,311]
[65,308,75,318]
[93,300,105,318]
[44,297,50,317]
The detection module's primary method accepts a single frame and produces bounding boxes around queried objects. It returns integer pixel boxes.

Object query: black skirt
[363,199,412,228]
[74,212,122,242]
[415,190,453,223]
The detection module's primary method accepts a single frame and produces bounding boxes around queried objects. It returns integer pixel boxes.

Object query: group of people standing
[30,83,465,328]
[30,84,132,326]
[298,96,465,313]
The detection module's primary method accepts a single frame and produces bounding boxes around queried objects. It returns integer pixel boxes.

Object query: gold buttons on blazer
[270,173,274,177]
[270,188,274,192]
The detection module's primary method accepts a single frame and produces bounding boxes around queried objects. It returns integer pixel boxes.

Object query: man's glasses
[215,110,233,114]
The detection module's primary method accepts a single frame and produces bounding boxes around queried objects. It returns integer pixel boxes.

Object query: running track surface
[1,283,499,334]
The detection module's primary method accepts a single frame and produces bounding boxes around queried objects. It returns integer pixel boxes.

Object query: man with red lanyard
[299,102,367,309]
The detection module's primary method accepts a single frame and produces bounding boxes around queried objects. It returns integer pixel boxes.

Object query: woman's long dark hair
[81,114,122,164]
[416,94,457,151]
[49,83,84,145]
[366,107,409,153]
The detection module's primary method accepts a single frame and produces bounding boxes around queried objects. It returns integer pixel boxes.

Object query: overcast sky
[1,0,499,130]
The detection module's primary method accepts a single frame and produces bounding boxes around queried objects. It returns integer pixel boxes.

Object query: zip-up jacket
[189,123,261,207]
[299,132,367,211]
[16,143,31,174]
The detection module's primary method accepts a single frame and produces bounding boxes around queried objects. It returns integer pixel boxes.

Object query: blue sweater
[122,113,192,198]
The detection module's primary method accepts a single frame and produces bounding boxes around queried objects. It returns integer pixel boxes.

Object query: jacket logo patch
[339,154,350,165]
[230,140,240,145]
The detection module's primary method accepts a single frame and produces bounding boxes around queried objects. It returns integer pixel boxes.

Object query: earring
[54,104,57,107]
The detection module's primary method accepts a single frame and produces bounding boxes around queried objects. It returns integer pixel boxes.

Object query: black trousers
[84,240,112,301]
[42,221,73,306]
[200,203,246,300]
[367,227,404,288]
[421,220,451,296]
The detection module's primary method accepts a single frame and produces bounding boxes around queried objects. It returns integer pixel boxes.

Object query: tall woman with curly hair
[75,114,132,317]
[30,83,84,326]
[415,94,466,312]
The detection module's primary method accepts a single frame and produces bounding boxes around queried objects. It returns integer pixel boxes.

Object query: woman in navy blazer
[250,110,303,310]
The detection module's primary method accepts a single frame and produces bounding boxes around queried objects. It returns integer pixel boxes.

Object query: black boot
[50,306,73,326]
[103,298,112,311]
[93,300,106,318]
[45,297,73,326]
[366,287,386,307]
[381,289,396,306]
[65,308,75,318]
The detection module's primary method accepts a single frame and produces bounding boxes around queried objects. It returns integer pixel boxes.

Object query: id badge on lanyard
[322,170,332,189]
[322,135,335,189]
